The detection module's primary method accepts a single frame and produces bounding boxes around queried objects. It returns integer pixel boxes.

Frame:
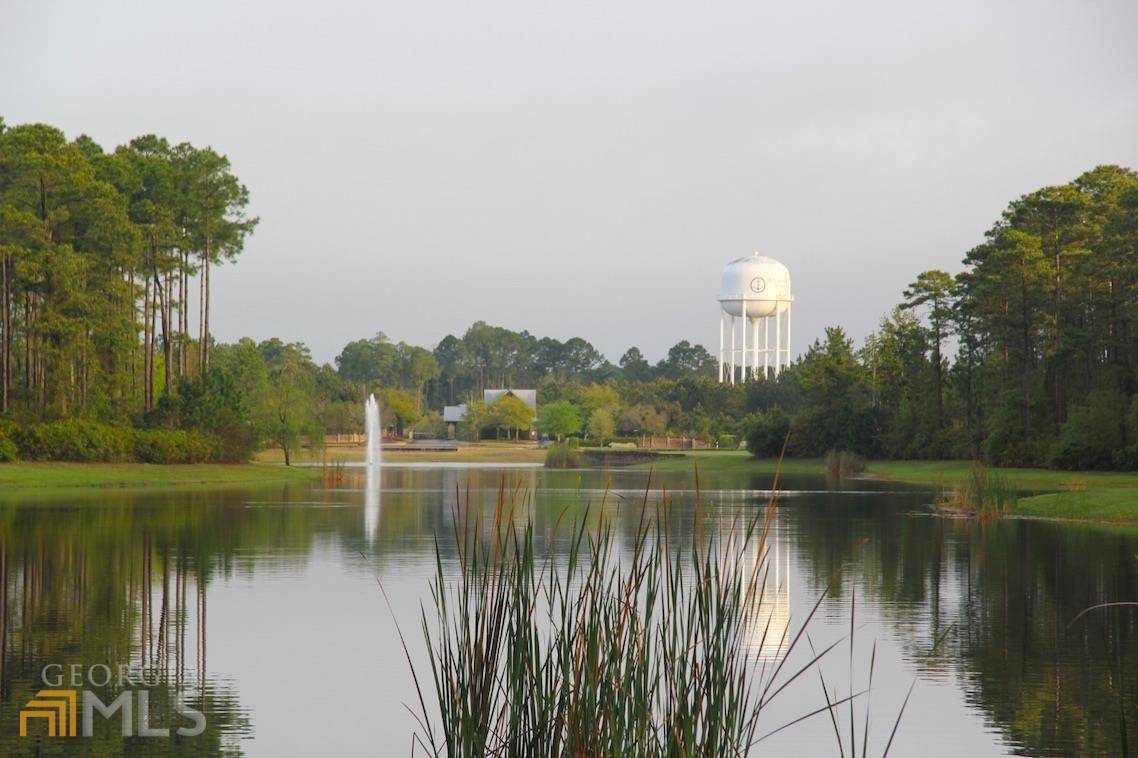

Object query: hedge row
[0,420,220,464]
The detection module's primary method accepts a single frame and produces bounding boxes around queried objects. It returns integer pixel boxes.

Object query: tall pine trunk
[154,270,173,398]
[144,278,153,412]
[24,292,31,393]
[1053,244,1066,426]
[1,253,9,414]
[200,234,211,370]
[203,244,210,369]
[179,250,189,377]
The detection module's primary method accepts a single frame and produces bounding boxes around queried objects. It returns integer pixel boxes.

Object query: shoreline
[255,442,547,465]
[637,451,1138,525]
[7,447,1137,525]
[0,462,319,493]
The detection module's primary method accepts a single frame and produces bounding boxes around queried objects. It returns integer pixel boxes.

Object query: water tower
[718,253,793,383]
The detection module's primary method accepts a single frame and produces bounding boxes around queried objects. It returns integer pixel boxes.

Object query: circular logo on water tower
[749,277,767,294]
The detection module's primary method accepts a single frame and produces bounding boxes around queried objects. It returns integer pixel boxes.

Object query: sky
[2,0,1137,365]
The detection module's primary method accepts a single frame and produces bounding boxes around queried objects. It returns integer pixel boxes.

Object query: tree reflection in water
[0,469,1132,756]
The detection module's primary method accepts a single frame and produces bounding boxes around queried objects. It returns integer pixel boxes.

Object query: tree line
[748,164,1138,470]
[5,119,1134,470]
[328,323,729,443]
[0,111,728,462]
[0,119,267,462]
[335,323,718,407]
[0,119,255,420]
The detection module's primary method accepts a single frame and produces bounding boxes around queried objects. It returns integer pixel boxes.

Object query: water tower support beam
[787,301,792,371]
[775,306,782,377]
[764,317,769,379]
[730,316,737,384]
[718,311,723,382]
[752,316,759,380]
[741,306,748,382]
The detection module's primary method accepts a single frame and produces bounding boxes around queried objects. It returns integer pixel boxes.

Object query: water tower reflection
[713,493,792,661]
[745,506,791,660]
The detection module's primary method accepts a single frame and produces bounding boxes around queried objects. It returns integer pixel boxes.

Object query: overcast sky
[3,0,1137,364]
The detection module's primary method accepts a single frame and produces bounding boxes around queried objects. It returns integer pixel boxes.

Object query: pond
[0,464,1134,756]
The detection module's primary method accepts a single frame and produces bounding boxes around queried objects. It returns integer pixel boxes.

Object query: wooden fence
[638,436,711,450]
[301,433,365,447]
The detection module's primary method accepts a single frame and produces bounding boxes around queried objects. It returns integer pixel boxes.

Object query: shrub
[1112,444,1138,471]
[825,449,866,478]
[412,411,446,439]
[744,407,790,457]
[134,429,217,464]
[544,444,582,469]
[176,371,262,462]
[13,420,132,462]
[0,436,17,462]
[986,435,1048,468]
[925,424,972,460]
[9,420,220,464]
[1048,390,1126,470]
[941,460,1017,518]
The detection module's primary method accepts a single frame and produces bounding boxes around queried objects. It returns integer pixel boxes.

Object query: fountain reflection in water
[364,394,382,542]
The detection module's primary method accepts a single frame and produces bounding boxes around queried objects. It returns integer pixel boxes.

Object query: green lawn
[1015,488,1138,523]
[0,462,318,492]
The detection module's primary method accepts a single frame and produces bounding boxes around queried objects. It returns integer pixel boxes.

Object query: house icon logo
[19,689,78,737]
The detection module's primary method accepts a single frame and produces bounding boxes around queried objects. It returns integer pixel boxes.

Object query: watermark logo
[17,665,205,739]
[19,690,78,737]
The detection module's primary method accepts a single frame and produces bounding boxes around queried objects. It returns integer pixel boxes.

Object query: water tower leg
[787,302,792,370]
[730,316,737,384]
[775,306,782,377]
[719,310,725,383]
[752,317,759,380]
[741,309,748,382]
[764,317,769,379]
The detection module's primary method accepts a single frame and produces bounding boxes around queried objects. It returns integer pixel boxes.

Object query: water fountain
[365,393,381,469]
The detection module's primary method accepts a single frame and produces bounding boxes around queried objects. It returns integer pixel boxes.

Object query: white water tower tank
[717,252,793,383]
[719,254,791,318]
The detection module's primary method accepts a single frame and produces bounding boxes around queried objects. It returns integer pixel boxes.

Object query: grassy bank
[861,460,1138,491]
[636,451,1138,523]
[0,462,318,491]
[636,450,828,475]
[644,451,1138,488]
[862,461,1138,522]
[1015,489,1138,523]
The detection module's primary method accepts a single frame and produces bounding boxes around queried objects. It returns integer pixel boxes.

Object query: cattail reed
[388,473,878,756]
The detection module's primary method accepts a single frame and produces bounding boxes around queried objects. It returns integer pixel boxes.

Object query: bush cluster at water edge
[0,420,221,464]
[543,443,582,469]
[825,449,866,478]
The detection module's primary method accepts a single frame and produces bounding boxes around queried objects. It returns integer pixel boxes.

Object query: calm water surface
[0,464,1135,756]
